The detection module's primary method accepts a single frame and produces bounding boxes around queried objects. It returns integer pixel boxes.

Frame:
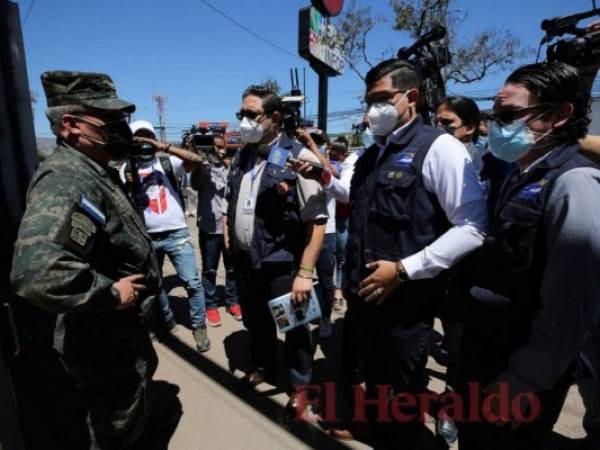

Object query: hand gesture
[112,274,146,310]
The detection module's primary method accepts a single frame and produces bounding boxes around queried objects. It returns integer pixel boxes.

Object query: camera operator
[123,121,210,353]
[456,62,600,450]
[329,59,488,446]
[224,85,327,421]
[190,134,241,326]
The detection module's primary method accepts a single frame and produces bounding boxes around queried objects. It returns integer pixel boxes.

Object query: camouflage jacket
[11,143,161,358]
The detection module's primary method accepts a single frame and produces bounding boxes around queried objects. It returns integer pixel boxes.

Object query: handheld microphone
[265,145,324,177]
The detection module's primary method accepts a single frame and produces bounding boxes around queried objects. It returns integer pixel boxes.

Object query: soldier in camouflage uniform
[11,71,164,450]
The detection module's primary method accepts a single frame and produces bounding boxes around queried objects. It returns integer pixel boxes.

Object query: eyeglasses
[364,90,405,108]
[74,113,131,127]
[236,109,267,121]
[489,103,555,126]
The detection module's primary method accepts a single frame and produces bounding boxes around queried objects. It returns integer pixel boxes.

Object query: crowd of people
[9,58,600,450]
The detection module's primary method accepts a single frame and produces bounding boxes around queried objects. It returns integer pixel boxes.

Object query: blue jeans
[335,218,349,289]
[316,233,336,320]
[151,228,206,329]
[199,230,238,309]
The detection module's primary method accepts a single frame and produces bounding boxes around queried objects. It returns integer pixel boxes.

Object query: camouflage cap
[41,70,136,113]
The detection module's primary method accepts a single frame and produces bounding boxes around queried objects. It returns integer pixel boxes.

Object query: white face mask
[240,117,264,143]
[367,93,408,137]
[362,127,375,148]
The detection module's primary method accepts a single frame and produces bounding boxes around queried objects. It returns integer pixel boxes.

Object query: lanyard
[249,153,266,191]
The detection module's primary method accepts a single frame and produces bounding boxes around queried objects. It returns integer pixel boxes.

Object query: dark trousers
[199,230,238,309]
[457,318,573,450]
[315,233,336,320]
[234,252,314,388]
[343,295,433,448]
[456,370,572,450]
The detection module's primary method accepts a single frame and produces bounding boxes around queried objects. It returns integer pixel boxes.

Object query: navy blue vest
[346,117,450,307]
[468,142,598,369]
[226,143,304,270]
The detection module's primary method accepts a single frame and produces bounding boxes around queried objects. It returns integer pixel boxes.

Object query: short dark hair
[365,59,421,92]
[242,85,282,115]
[505,62,590,141]
[330,140,348,155]
[436,96,481,143]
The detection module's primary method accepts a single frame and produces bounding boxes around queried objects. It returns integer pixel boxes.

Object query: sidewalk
[153,220,586,450]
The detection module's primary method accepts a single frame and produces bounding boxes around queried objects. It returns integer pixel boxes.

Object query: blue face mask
[474,136,488,153]
[362,127,375,149]
[488,119,537,163]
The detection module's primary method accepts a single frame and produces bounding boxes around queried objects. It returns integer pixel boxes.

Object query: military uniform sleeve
[11,173,118,314]
[494,167,600,397]
[296,148,329,223]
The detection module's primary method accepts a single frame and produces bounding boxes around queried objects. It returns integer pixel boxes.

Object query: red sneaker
[227,304,243,321]
[206,308,222,327]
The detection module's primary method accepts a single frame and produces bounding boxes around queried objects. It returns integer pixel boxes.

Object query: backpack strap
[159,156,185,205]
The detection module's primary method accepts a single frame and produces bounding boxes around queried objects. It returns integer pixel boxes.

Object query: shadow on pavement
[161,333,356,450]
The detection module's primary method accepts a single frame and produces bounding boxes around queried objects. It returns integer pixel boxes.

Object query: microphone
[262,145,324,177]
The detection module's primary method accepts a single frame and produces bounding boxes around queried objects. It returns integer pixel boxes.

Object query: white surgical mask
[240,117,264,143]
[367,93,408,137]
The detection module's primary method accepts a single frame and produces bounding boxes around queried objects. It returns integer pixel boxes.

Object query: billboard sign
[299,7,344,76]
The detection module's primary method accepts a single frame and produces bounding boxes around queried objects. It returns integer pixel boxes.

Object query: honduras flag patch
[268,146,290,168]
[392,152,415,169]
[517,179,548,200]
[80,193,106,226]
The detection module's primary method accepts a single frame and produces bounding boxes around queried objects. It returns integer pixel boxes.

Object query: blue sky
[18,0,597,138]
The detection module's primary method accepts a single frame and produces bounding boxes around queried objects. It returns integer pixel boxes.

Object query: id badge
[243,193,255,214]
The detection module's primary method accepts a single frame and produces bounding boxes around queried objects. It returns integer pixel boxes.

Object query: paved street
[153,219,586,450]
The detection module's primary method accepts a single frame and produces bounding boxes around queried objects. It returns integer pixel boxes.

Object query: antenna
[152,94,167,143]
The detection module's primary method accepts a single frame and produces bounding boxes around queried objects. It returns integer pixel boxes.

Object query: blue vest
[346,117,450,309]
[226,144,304,270]
[468,142,598,374]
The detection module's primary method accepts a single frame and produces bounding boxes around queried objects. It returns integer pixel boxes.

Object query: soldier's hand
[291,275,313,305]
[113,274,146,310]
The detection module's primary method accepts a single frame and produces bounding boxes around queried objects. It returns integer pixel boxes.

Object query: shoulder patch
[80,193,106,226]
[517,178,548,200]
[392,152,415,169]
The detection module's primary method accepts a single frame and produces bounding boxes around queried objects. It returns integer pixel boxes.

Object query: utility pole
[152,94,166,143]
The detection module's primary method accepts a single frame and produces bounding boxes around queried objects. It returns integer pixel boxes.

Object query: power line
[198,0,300,61]
[23,0,36,24]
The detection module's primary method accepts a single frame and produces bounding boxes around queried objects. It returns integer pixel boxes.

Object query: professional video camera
[281,68,307,135]
[542,1,600,67]
[182,124,226,164]
[396,24,451,120]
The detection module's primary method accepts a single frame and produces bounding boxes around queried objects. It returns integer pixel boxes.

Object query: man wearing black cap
[11,71,171,449]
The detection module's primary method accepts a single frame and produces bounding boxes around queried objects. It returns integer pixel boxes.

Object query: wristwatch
[110,285,121,302]
[396,261,410,283]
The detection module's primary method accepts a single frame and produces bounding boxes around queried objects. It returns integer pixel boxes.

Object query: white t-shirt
[120,156,188,233]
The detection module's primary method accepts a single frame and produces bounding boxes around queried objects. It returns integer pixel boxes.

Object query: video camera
[396,25,451,119]
[542,4,600,66]
[281,68,307,135]
[182,124,226,164]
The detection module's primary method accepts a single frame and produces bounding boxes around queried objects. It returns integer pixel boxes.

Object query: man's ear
[61,114,81,137]
[551,102,575,129]
[406,88,420,108]
[271,111,281,127]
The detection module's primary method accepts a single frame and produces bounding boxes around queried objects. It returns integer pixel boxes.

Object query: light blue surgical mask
[362,127,375,149]
[488,120,539,163]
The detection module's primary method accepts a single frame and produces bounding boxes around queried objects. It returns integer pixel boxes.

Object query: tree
[336,0,532,84]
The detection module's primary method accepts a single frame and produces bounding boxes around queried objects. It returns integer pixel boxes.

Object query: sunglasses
[235,109,267,121]
[489,103,554,126]
[364,90,406,108]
